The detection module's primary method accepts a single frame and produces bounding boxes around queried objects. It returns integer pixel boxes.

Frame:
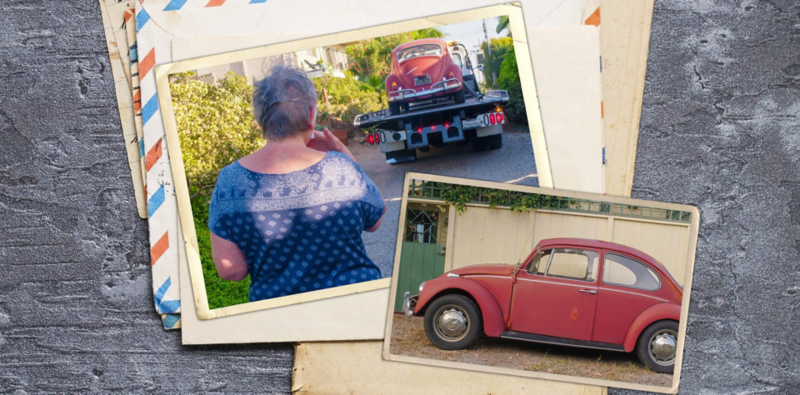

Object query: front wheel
[423,294,482,350]
[636,320,679,374]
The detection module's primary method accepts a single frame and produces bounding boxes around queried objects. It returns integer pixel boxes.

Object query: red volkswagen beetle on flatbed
[386,38,466,115]
[402,238,683,373]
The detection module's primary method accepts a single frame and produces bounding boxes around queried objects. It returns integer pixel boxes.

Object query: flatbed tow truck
[354,88,510,164]
[354,41,510,164]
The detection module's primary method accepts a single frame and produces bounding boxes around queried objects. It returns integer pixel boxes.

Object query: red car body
[404,238,683,372]
[385,38,464,105]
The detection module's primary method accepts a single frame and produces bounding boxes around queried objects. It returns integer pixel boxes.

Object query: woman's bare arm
[211,234,249,281]
[365,203,388,232]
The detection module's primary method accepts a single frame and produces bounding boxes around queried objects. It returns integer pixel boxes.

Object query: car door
[591,250,665,345]
[509,246,600,341]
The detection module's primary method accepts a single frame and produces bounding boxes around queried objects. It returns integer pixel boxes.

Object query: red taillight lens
[392,82,398,91]
[367,134,375,145]
[448,72,455,79]
[496,112,504,124]
[489,113,496,124]
[417,127,423,133]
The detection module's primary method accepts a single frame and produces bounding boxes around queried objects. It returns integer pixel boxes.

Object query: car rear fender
[622,302,682,352]
[415,277,506,337]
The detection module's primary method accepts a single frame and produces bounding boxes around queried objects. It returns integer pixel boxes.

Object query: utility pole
[482,19,496,84]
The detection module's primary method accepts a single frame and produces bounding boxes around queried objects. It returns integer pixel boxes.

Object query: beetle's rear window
[397,44,442,63]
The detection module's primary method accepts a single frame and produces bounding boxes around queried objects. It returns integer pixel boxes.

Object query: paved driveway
[352,128,539,276]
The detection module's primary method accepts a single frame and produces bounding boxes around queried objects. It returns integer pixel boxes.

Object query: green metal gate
[393,203,448,312]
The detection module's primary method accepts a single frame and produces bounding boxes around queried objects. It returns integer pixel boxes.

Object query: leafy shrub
[495,45,527,124]
[171,71,262,308]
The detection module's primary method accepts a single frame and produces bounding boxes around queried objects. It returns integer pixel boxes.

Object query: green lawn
[193,205,251,310]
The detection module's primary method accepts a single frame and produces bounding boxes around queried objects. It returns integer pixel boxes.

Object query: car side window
[527,249,552,275]
[602,253,661,291]
[545,248,599,282]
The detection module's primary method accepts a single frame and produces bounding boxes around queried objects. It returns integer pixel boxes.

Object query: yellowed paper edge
[601,0,655,197]
[99,0,147,219]
[154,3,550,321]
[292,341,608,395]
[382,172,698,394]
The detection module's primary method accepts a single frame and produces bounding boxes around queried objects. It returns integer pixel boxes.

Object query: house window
[404,204,445,244]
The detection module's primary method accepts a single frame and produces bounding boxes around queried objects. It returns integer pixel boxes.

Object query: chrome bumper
[402,292,419,317]
[388,79,463,102]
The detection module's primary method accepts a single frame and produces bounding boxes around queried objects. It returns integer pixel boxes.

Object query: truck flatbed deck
[353,91,509,129]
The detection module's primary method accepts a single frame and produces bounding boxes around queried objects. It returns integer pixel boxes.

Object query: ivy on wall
[411,181,564,215]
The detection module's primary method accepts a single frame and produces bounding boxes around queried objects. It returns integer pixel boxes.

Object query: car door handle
[579,289,597,295]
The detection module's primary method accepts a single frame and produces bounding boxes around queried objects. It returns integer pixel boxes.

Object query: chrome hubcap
[434,305,469,341]
[649,329,677,366]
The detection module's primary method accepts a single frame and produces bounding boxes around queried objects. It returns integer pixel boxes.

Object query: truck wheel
[423,294,482,350]
[636,320,678,374]
[453,88,466,104]
[472,134,502,151]
[384,149,416,164]
[389,102,401,116]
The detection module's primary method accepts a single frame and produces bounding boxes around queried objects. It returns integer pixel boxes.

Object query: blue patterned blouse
[208,151,384,302]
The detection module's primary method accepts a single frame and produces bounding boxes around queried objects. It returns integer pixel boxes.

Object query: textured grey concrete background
[0,0,798,394]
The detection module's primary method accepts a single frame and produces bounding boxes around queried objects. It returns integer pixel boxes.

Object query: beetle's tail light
[392,82,398,91]
[448,72,455,79]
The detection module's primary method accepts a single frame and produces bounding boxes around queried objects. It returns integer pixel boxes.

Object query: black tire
[472,134,502,152]
[423,294,482,350]
[389,102,401,115]
[453,88,466,104]
[384,148,416,164]
[636,320,679,374]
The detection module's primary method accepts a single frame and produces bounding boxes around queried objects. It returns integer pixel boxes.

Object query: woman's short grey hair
[253,65,318,140]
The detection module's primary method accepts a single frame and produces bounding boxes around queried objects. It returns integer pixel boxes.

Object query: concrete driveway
[352,127,539,276]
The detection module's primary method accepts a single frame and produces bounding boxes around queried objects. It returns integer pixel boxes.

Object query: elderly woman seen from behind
[208,65,385,302]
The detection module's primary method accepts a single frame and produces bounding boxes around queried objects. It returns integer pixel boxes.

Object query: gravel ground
[389,314,673,388]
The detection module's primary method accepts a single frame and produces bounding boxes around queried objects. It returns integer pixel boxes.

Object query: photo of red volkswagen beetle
[386,38,466,115]
[402,238,683,374]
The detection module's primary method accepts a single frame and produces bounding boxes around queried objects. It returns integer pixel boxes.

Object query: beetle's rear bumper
[402,292,419,317]
[388,79,463,102]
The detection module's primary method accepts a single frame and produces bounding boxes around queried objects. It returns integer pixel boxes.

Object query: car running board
[500,331,626,352]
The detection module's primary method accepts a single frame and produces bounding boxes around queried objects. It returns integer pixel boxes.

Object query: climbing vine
[411,181,567,215]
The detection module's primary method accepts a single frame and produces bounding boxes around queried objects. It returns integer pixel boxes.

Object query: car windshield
[397,44,442,63]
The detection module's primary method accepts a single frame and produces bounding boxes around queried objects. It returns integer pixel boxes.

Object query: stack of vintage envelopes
[100,1,697,393]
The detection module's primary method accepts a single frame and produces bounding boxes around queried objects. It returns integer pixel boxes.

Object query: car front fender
[415,277,506,337]
[622,302,682,352]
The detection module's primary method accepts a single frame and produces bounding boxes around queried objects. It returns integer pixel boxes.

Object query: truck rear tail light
[489,113,496,124]
[417,127,423,133]
[496,112,504,124]
[367,134,375,145]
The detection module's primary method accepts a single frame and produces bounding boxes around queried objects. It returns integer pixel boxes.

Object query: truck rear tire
[453,88,466,104]
[385,149,417,164]
[472,134,502,151]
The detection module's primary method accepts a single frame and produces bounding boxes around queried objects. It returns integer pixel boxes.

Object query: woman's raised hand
[307,128,357,162]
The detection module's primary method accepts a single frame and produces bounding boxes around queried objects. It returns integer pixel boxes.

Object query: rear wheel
[472,134,502,151]
[453,88,466,104]
[636,320,679,374]
[423,294,482,350]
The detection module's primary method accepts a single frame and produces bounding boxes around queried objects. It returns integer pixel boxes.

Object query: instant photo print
[154,4,548,321]
[383,173,699,394]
